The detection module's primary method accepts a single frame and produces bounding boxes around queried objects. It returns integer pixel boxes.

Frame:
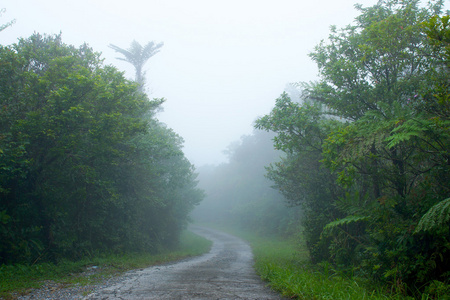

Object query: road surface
[85,226,282,299]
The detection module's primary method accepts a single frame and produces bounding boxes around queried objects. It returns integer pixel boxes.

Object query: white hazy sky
[0,0,379,166]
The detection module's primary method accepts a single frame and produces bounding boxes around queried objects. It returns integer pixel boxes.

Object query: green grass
[250,237,395,299]
[215,226,413,300]
[0,230,212,299]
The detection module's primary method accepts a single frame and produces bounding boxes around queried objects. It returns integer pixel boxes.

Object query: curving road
[85,226,282,299]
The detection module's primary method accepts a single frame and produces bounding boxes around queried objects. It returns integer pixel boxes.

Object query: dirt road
[85,226,282,299]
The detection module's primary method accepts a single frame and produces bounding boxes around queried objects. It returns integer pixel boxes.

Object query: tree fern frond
[142,41,164,61]
[385,119,427,148]
[322,215,369,237]
[415,198,450,234]
[335,191,370,215]
[108,43,132,58]
[386,118,450,148]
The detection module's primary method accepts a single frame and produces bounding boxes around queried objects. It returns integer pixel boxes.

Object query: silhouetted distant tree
[109,40,163,91]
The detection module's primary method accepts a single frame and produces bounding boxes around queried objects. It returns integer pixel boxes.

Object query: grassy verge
[214,225,411,300]
[0,230,212,299]
[248,236,401,299]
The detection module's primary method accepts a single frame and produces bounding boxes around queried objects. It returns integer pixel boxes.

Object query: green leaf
[322,215,369,237]
[415,198,450,234]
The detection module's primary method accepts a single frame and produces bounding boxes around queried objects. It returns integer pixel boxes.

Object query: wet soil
[85,226,282,299]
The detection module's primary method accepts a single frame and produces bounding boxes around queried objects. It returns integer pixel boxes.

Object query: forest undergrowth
[218,225,444,300]
[0,230,212,299]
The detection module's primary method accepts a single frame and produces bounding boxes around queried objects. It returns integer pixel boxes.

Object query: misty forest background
[1,0,449,297]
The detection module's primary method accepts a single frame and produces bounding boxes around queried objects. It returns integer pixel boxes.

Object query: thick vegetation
[255,0,449,297]
[192,130,302,237]
[0,33,203,265]
[233,229,406,299]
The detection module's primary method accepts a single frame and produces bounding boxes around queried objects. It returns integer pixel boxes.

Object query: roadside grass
[249,236,399,300]
[0,230,212,299]
[212,225,412,300]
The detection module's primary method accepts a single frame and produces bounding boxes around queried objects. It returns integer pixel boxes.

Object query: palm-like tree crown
[109,40,163,89]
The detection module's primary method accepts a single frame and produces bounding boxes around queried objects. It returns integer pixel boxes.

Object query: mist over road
[85,226,282,299]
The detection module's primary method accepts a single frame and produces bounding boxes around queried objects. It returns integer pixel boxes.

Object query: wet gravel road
[85,226,282,299]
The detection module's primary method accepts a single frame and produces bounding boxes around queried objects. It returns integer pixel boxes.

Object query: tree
[257,0,449,295]
[109,40,163,91]
[0,33,201,264]
[317,0,450,290]
[192,130,301,237]
[255,92,343,261]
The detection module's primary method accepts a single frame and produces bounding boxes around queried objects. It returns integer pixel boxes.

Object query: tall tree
[109,40,163,91]
[0,33,201,264]
[257,0,449,295]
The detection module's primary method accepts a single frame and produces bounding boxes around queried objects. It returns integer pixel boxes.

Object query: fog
[0,0,377,166]
[191,130,303,236]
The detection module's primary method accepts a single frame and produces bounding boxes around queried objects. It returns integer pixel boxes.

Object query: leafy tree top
[307,0,445,121]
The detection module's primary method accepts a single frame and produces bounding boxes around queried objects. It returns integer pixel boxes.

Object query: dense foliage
[0,33,203,264]
[192,130,302,237]
[256,0,449,296]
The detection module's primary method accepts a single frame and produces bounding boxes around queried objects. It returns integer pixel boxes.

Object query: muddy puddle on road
[85,226,282,299]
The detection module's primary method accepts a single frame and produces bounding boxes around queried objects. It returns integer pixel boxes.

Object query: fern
[386,118,429,148]
[334,191,373,215]
[415,198,450,234]
[386,118,450,149]
[322,215,369,237]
